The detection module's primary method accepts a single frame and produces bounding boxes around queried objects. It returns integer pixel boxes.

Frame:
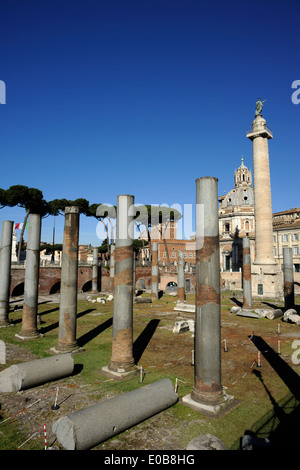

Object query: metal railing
[247,123,273,137]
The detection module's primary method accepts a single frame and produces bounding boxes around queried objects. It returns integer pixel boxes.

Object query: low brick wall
[9,265,300,297]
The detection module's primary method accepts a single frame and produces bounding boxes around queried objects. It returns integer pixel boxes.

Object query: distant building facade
[273,208,300,272]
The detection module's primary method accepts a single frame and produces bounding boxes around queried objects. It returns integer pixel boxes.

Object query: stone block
[230,306,241,314]
[173,321,190,334]
[174,303,195,313]
[236,309,260,318]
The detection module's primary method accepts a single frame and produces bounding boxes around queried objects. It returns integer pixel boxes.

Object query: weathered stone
[0,340,6,364]
[52,379,178,450]
[57,207,80,352]
[18,214,42,339]
[283,309,300,325]
[187,320,195,333]
[259,309,282,320]
[242,237,252,308]
[182,177,234,414]
[177,250,185,302]
[133,296,152,303]
[174,302,195,312]
[0,354,74,392]
[173,321,189,334]
[186,434,227,450]
[283,308,297,317]
[237,309,260,318]
[151,242,159,300]
[167,291,177,297]
[283,247,295,310]
[230,306,241,314]
[0,221,13,326]
[107,195,135,374]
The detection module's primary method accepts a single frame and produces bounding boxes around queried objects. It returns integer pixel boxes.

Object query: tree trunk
[100,219,109,258]
[17,210,30,263]
[159,221,171,265]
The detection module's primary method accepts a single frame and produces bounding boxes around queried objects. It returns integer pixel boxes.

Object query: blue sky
[0,0,299,246]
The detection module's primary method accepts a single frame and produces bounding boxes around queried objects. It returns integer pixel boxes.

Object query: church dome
[223,186,254,207]
[220,157,254,210]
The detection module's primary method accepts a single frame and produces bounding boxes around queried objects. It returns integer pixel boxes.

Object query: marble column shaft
[151,242,159,300]
[283,247,294,310]
[92,247,98,292]
[57,207,80,352]
[242,237,252,308]
[109,195,135,372]
[19,214,41,339]
[0,221,13,325]
[191,177,223,405]
[177,250,185,301]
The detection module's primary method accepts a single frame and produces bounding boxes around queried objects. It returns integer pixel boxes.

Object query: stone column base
[15,332,43,341]
[50,346,84,355]
[50,340,84,354]
[181,390,235,416]
[0,321,14,328]
[101,365,139,378]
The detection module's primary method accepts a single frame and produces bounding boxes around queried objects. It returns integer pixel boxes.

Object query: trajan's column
[246,99,282,298]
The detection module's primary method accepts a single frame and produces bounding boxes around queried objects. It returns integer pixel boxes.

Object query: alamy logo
[291,340,300,365]
[291,80,300,104]
[0,80,6,104]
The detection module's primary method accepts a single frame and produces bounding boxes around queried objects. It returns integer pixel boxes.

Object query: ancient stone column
[246,111,282,299]
[92,247,98,293]
[11,227,18,262]
[0,221,13,326]
[108,195,135,374]
[133,251,136,297]
[151,242,159,300]
[283,247,294,310]
[177,249,185,302]
[247,114,275,266]
[56,207,80,352]
[17,214,42,340]
[242,237,252,308]
[110,244,115,293]
[183,177,233,414]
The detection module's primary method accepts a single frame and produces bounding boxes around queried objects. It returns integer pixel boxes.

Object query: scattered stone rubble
[86,294,113,304]
[283,308,300,325]
[230,305,300,325]
[173,319,195,334]
[230,305,283,320]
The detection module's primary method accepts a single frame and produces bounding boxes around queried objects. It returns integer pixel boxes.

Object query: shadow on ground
[237,335,300,449]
